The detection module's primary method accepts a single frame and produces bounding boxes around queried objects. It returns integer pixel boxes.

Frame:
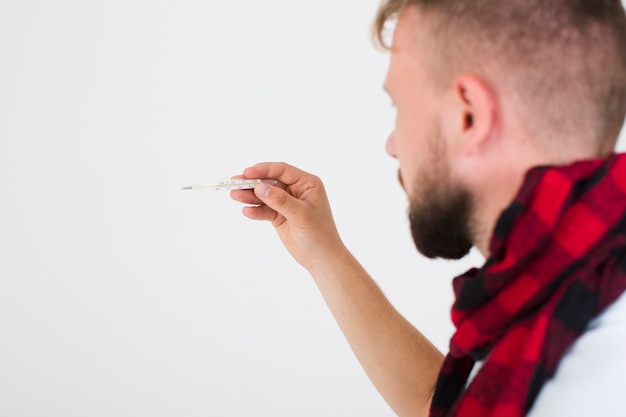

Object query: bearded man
[231,1,626,416]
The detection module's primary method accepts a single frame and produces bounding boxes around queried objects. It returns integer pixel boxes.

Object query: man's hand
[230,162,346,271]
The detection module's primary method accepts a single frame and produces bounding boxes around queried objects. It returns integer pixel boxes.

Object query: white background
[1,1,625,416]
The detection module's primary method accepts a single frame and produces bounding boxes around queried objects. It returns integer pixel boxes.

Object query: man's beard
[406,132,474,260]
[409,180,474,259]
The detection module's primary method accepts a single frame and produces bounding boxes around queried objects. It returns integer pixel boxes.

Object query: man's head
[378,0,626,258]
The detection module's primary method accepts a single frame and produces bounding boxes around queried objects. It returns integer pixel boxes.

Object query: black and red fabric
[430,154,626,417]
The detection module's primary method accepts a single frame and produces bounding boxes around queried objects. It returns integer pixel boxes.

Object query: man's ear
[452,75,497,156]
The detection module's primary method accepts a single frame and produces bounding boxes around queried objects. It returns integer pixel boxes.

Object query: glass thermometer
[181,179,276,192]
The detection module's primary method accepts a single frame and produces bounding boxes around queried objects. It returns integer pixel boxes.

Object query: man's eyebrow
[383,83,390,95]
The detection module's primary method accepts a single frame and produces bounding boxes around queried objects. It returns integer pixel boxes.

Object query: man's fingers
[233,162,322,227]
[242,205,279,222]
[243,162,307,187]
[230,189,263,205]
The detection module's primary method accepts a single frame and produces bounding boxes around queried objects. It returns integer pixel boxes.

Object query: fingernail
[256,182,270,198]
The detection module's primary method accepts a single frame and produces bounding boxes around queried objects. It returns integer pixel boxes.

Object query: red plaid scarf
[430,153,626,417]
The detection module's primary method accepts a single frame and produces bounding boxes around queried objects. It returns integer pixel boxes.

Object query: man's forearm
[309,248,444,417]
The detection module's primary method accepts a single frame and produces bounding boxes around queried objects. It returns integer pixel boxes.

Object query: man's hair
[374,0,626,156]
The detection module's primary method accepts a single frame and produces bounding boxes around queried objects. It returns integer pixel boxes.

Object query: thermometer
[181,179,276,192]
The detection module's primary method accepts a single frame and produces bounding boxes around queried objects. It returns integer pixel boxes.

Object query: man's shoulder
[529,290,626,417]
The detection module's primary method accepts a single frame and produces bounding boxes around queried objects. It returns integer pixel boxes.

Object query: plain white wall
[1,1,625,416]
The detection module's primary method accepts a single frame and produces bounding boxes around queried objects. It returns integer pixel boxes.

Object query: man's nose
[385,131,397,158]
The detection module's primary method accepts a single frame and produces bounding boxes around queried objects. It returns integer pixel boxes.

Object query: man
[231,1,626,416]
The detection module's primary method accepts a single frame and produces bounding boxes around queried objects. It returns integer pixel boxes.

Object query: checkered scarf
[430,154,626,417]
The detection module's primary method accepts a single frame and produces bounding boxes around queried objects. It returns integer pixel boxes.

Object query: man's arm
[231,162,444,417]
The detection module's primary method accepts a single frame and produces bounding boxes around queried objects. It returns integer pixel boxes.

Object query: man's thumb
[254,182,298,219]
